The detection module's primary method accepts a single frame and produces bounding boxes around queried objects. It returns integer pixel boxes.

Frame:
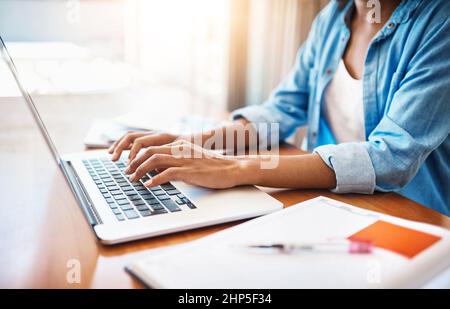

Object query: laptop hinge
[60,159,101,226]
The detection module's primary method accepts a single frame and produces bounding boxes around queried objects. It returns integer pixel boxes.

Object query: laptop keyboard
[82,158,196,222]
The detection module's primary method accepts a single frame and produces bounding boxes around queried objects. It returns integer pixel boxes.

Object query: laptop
[0,37,283,245]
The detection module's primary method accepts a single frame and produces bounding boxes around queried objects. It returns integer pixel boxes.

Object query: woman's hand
[124,140,248,189]
[108,131,180,162]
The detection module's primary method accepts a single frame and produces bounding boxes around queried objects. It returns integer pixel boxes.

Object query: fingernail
[129,173,136,182]
[144,179,153,187]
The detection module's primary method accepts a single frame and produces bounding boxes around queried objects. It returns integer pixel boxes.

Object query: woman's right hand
[108,131,179,162]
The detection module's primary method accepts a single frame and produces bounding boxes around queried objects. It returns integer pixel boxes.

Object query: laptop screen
[0,36,61,163]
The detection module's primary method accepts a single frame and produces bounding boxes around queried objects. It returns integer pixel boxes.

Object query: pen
[239,240,373,255]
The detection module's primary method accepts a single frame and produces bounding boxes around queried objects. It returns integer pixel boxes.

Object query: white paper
[128,197,450,289]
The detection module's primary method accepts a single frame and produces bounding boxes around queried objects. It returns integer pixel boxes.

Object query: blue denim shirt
[232,0,450,216]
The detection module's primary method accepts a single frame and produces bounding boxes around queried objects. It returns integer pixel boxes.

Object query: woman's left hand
[124,140,247,189]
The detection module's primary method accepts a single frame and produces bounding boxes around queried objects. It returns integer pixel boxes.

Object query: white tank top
[323,60,365,143]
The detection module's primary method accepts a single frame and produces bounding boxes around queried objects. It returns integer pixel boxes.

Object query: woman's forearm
[237,154,337,189]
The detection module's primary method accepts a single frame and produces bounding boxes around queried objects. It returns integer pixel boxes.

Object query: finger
[108,134,126,154]
[129,154,182,182]
[128,137,145,163]
[144,168,184,188]
[108,140,118,154]
[128,135,159,163]
[125,145,173,174]
[109,131,137,154]
[112,132,144,161]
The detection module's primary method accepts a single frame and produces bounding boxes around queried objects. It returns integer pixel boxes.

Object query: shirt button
[326,69,332,75]
[387,22,395,29]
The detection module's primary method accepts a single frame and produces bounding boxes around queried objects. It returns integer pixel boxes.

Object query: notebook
[126,197,450,288]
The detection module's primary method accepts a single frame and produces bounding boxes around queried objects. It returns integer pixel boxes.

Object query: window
[0,0,230,118]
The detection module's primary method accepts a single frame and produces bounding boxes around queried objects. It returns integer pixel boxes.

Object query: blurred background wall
[0,0,329,120]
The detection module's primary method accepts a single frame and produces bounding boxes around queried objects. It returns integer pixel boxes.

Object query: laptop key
[105,198,114,204]
[181,197,190,204]
[117,199,131,205]
[132,200,146,206]
[150,203,164,210]
[113,194,126,200]
[140,210,152,217]
[174,197,185,205]
[129,195,141,201]
[120,204,134,211]
[148,199,161,205]
[136,205,149,211]
[124,209,139,219]
[165,189,180,196]
[186,202,197,209]
[160,199,181,212]
[158,194,170,201]
[125,191,136,197]
[145,199,158,206]
[151,208,168,215]
[113,208,122,215]
[160,184,175,190]
[116,214,125,221]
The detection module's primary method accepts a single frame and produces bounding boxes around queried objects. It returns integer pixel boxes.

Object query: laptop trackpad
[172,181,213,200]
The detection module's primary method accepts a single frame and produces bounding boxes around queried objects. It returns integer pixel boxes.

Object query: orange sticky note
[348,220,441,259]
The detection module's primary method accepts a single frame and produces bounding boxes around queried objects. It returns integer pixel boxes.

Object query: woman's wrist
[232,157,262,186]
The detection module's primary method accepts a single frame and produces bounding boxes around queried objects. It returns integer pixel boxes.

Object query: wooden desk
[0,94,449,288]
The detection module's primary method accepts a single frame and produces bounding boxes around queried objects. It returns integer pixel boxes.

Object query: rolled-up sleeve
[314,143,376,194]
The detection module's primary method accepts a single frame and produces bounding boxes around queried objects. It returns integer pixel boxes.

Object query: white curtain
[246,0,329,106]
